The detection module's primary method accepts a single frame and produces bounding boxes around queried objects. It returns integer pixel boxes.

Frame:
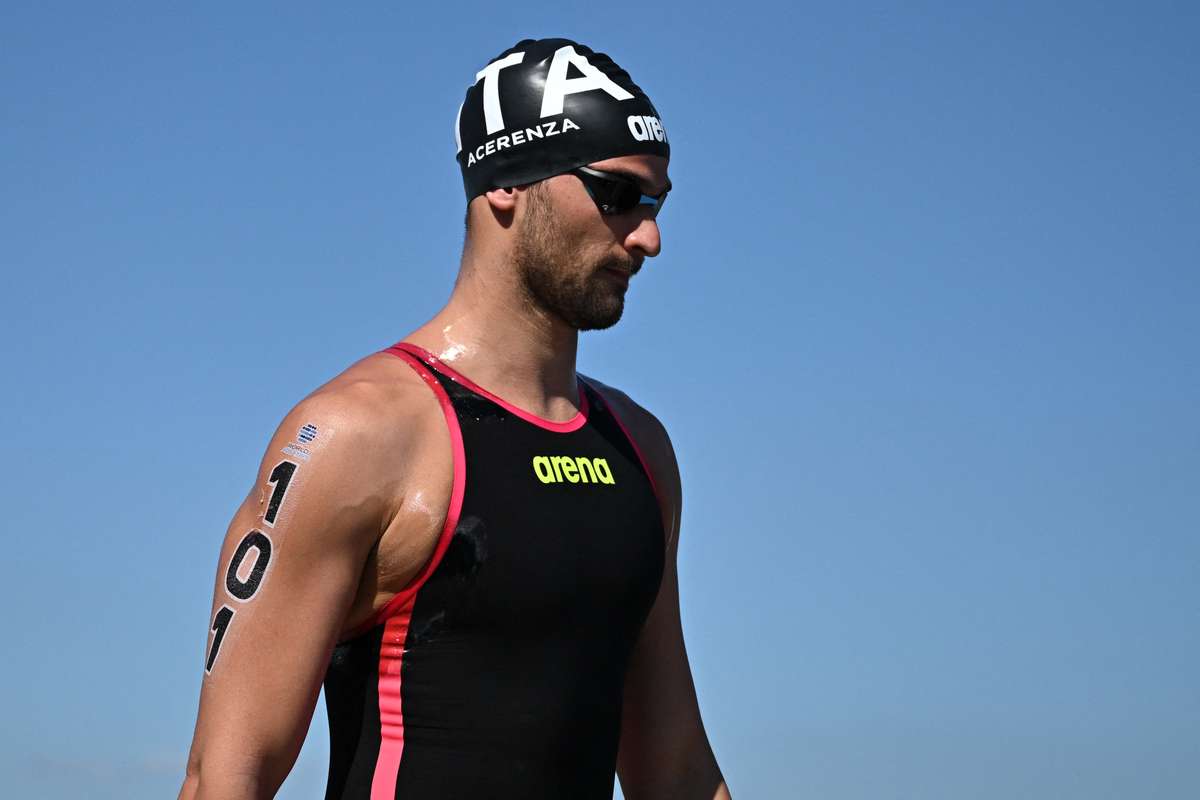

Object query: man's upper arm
[598,386,730,800]
[180,385,400,799]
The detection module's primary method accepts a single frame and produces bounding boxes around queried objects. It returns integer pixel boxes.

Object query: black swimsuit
[322,341,666,799]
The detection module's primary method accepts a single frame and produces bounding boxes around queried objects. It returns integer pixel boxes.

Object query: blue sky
[2,2,1197,798]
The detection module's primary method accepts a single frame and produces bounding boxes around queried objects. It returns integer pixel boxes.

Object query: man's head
[454,37,671,330]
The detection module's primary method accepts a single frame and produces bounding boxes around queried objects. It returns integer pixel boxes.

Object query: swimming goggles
[569,165,670,217]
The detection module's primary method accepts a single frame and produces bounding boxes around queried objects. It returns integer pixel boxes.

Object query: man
[179,37,730,800]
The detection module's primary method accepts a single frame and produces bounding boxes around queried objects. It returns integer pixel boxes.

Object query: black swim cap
[455,38,670,202]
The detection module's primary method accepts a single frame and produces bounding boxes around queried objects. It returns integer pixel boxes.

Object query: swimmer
[178,37,730,800]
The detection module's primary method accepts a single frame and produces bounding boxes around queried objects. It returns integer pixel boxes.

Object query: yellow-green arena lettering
[532,455,616,485]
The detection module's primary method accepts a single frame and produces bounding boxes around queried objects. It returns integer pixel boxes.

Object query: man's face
[512,154,669,331]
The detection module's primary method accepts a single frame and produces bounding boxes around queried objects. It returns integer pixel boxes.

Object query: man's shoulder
[580,373,669,442]
[581,372,682,542]
[281,349,447,458]
[580,373,677,485]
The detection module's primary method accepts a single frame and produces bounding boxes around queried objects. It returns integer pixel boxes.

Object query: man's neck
[403,265,583,420]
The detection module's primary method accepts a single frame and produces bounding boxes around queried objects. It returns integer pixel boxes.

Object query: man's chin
[575,301,624,332]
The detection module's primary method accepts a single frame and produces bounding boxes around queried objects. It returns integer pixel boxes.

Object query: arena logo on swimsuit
[532,455,616,485]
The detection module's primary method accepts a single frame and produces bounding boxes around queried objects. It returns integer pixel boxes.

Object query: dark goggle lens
[573,167,668,216]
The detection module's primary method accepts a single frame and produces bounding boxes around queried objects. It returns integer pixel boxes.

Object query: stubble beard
[512,184,629,332]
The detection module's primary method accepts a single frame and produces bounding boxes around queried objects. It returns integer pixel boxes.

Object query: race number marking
[205,605,235,673]
[264,460,298,526]
[225,530,273,601]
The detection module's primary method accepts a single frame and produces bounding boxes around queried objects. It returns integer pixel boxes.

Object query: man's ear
[484,185,520,214]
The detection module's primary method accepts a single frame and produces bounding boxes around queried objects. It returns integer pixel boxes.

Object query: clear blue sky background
[2,2,1197,798]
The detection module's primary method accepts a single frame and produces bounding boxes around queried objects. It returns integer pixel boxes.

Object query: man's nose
[625,216,662,258]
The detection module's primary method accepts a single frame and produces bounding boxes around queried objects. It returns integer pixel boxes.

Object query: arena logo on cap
[627,115,667,143]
